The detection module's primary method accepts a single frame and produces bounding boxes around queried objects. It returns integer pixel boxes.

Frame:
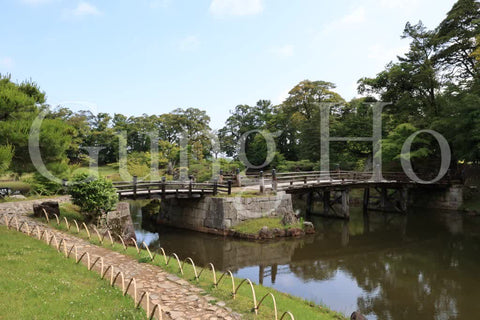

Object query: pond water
[129,200,480,320]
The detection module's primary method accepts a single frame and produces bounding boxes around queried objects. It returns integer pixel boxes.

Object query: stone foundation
[157,192,294,232]
[409,185,464,210]
[104,202,136,242]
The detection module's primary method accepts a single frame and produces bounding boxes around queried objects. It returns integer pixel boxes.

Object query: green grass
[0,195,52,203]
[71,164,122,181]
[37,216,346,320]
[230,217,303,234]
[0,180,32,194]
[0,226,146,320]
[59,203,86,222]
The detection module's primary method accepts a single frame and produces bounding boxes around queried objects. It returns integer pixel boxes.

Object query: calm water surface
[130,201,480,320]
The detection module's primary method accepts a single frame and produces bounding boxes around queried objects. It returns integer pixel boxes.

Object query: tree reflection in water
[130,200,480,320]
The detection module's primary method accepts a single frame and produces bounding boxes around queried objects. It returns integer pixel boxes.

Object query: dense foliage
[0,0,478,186]
[67,173,118,222]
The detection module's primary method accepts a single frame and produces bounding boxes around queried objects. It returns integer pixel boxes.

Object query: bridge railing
[241,170,426,192]
[246,170,425,182]
[113,179,232,198]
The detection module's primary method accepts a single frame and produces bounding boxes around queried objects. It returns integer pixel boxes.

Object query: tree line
[0,0,478,193]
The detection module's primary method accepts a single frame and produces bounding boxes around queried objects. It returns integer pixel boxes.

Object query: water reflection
[130,201,480,320]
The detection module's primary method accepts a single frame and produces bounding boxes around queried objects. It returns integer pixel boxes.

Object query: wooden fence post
[161,176,166,200]
[213,179,218,196]
[235,168,242,187]
[132,176,138,200]
[189,176,193,197]
[259,171,265,194]
[219,169,224,184]
[272,169,277,191]
[227,180,232,195]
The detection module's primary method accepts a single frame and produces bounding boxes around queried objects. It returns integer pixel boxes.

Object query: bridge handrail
[114,179,232,197]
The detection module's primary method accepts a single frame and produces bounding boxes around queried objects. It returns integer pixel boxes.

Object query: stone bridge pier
[156,191,295,233]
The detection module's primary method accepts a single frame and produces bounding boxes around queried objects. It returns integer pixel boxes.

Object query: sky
[0,0,456,128]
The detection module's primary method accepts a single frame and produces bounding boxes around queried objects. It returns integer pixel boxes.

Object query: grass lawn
[71,164,122,181]
[0,180,32,194]
[0,226,146,320]
[230,217,303,234]
[0,195,53,203]
[59,202,86,222]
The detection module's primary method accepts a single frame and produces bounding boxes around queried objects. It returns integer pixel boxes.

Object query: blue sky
[0,0,455,128]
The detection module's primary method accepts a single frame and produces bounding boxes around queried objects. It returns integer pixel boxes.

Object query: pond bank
[1,197,345,320]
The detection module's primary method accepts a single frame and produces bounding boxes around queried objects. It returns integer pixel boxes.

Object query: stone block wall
[409,185,464,210]
[157,191,294,232]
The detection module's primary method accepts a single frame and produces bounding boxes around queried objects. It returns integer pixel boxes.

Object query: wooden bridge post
[272,169,277,192]
[227,180,232,195]
[219,169,224,184]
[235,168,242,187]
[259,171,265,194]
[380,187,387,210]
[188,177,193,197]
[132,176,138,200]
[213,179,218,196]
[161,176,166,200]
[306,191,313,215]
[341,189,350,219]
[400,187,408,213]
[323,191,330,215]
[363,188,370,211]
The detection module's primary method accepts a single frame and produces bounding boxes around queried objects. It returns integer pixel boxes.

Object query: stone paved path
[0,202,242,320]
[0,196,70,215]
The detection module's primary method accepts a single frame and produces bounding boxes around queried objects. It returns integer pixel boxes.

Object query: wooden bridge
[114,170,455,219]
[237,170,454,219]
[114,177,232,200]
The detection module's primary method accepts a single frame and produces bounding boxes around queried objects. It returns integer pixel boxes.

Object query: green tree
[219,100,276,167]
[434,0,480,82]
[0,76,73,174]
[379,123,433,170]
[0,74,43,121]
[279,80,346,163]
[68,173,118,224]
[0,145,13,174]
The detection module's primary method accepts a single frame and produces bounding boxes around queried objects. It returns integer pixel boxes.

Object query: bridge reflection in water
[130,201,480,320]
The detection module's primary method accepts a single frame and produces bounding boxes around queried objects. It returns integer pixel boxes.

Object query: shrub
[30,162,70,195]
[277,160,317,172]
[67,173,118,223]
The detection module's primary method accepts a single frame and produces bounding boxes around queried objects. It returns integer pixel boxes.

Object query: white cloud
[0,57,14,69]
[379,0,420,9]
[67,2,101,17]
[270,44,294,58]
[209,0,263,17]
[179,36,200,51]
[323,7,366,34]
[367,43,409,67]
